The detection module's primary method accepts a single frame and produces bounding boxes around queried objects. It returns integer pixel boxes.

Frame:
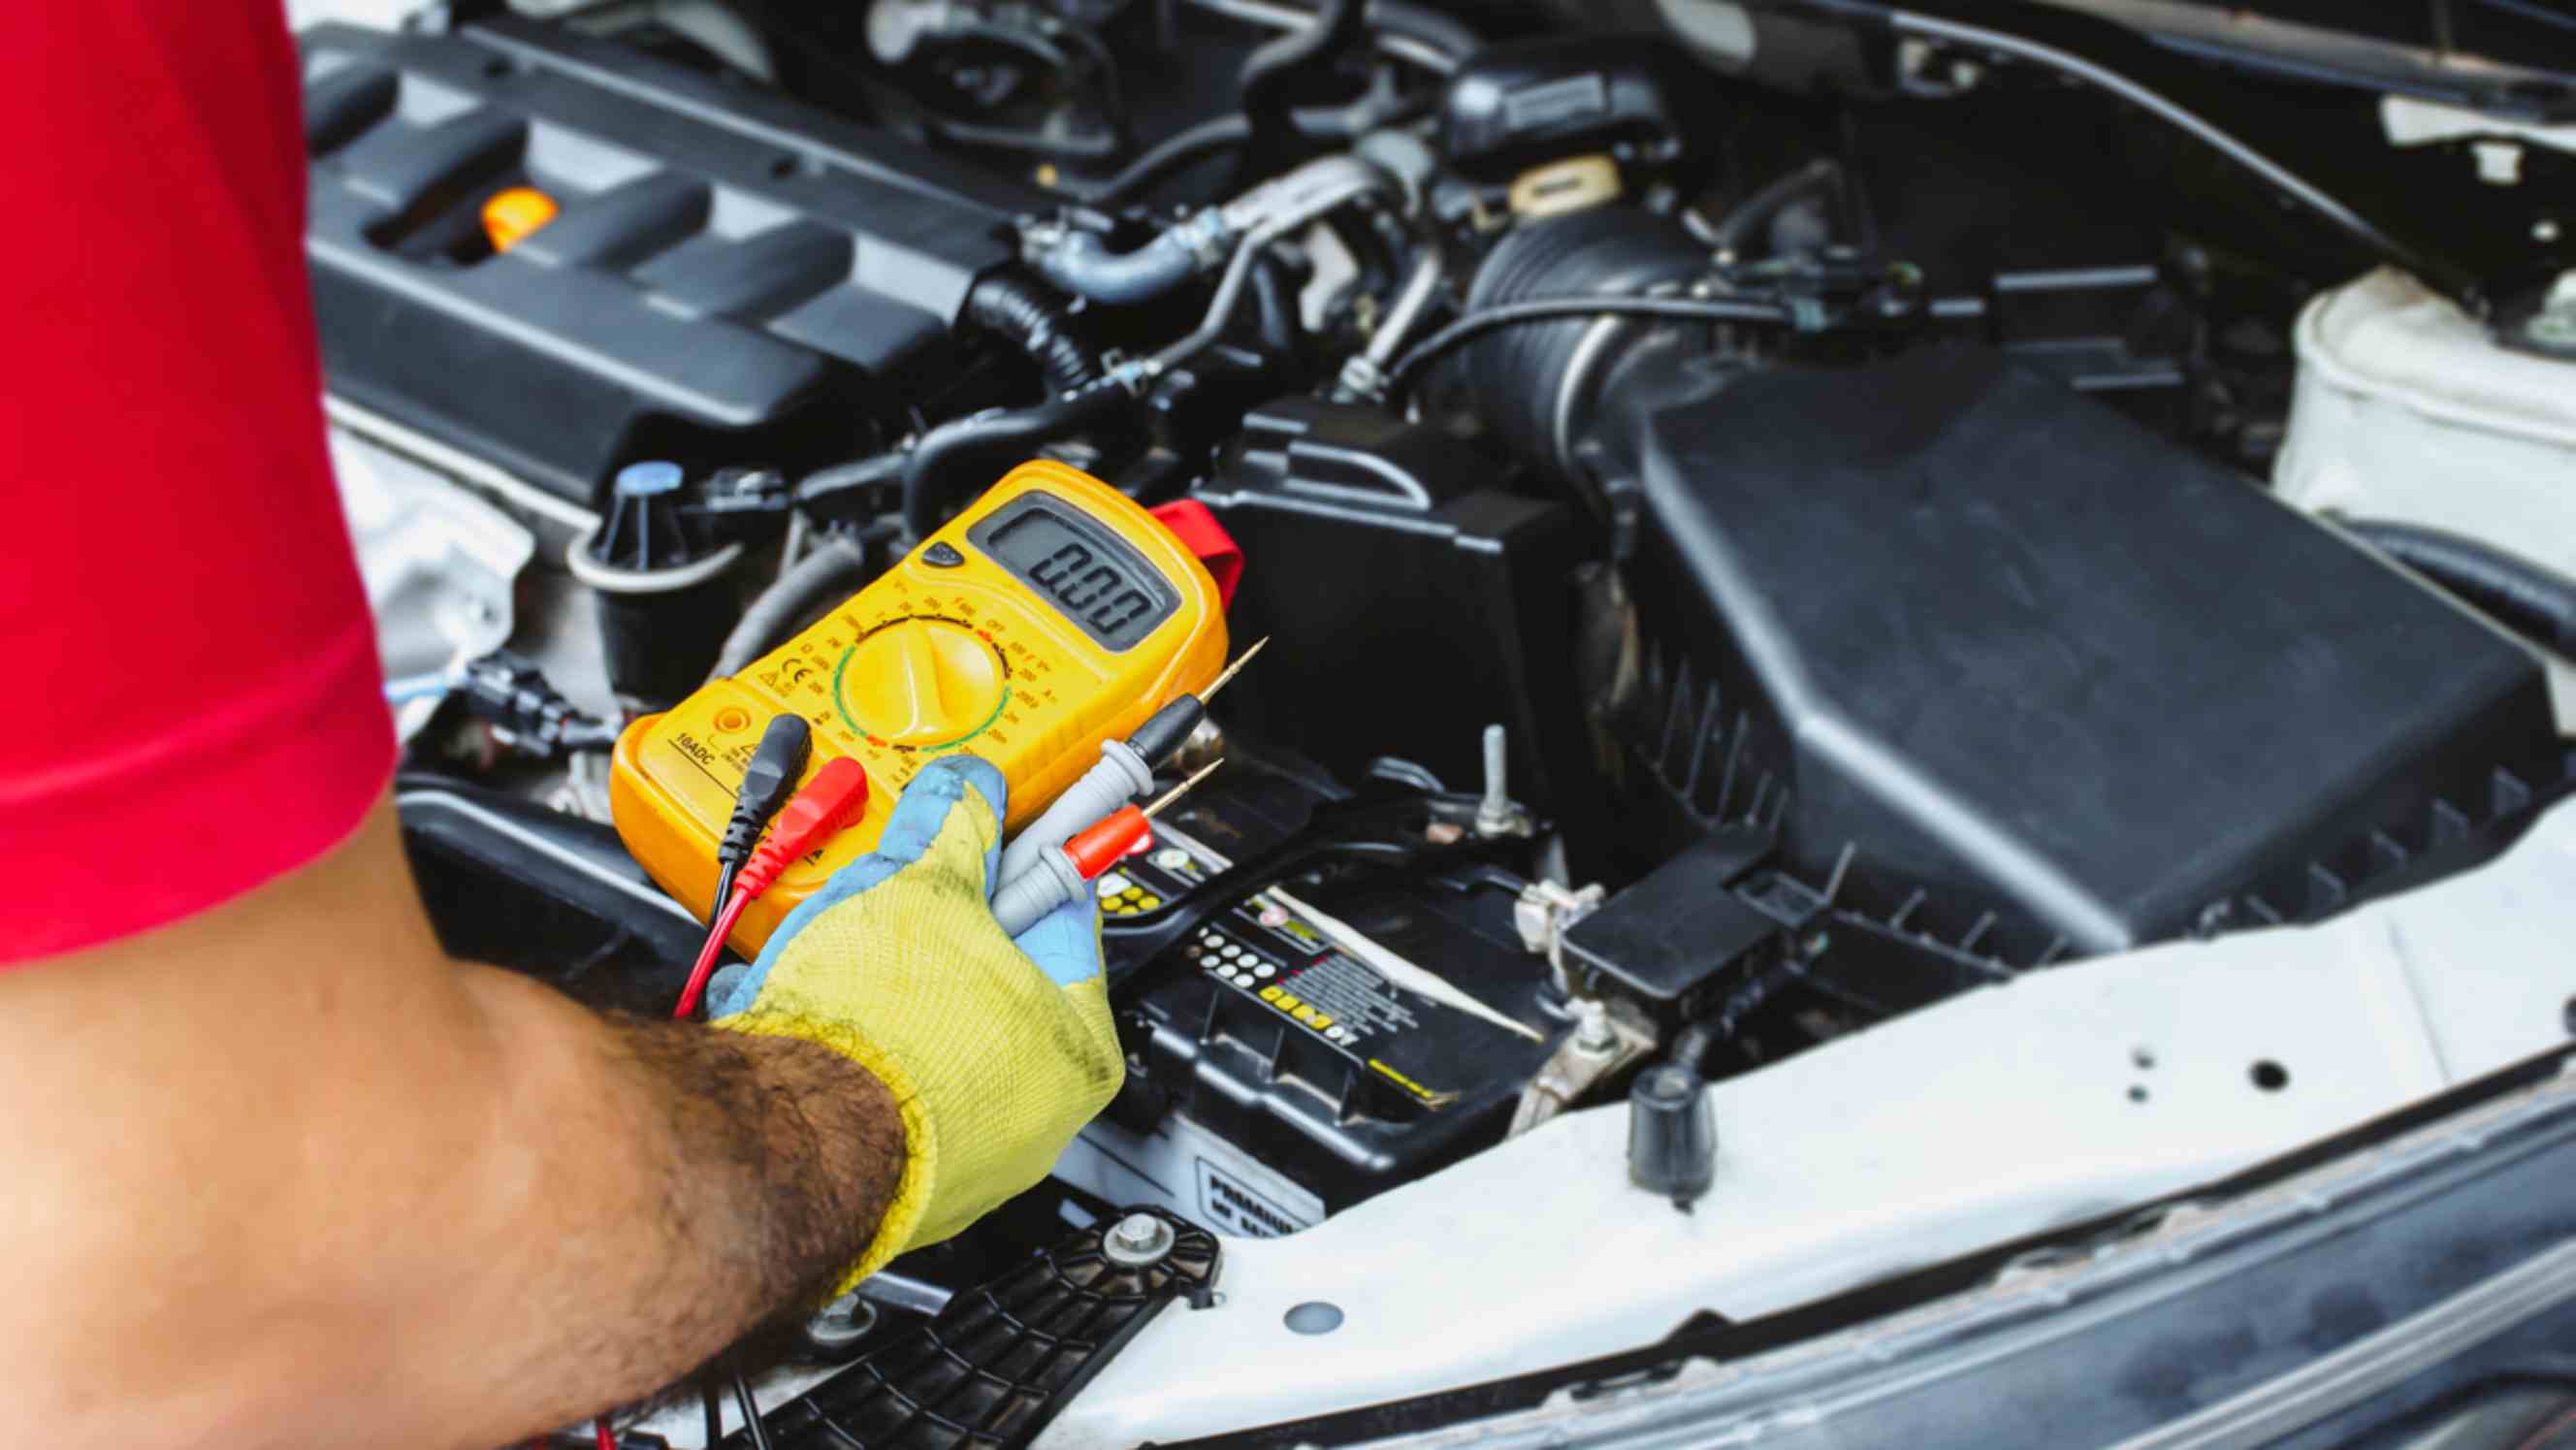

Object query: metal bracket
[1516,878,1607,996]
[1508,997,1657,1138]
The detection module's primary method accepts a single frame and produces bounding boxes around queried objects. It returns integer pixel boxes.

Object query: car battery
[1057,785,1567,1237]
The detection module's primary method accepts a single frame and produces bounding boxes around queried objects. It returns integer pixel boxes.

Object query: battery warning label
[1196,1160,1313,1238]
[1119,823,1552,1116]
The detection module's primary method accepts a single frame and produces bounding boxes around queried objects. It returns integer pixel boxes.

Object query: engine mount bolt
[1103,1212,1176,1269]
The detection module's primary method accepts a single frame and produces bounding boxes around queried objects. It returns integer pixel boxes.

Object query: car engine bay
[296,1,2576,1441]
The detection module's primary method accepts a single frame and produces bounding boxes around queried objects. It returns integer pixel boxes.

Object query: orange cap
[481,186,559,253]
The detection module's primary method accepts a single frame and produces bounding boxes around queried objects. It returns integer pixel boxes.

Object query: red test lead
[988,759,1220,936]
[674,757,872,1018]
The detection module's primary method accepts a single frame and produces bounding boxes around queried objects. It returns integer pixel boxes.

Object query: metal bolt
[802,1292,881,1357]
[1474,724,1516,837]
[1103,1212,1176,1268]
[1573,999,1618,1054]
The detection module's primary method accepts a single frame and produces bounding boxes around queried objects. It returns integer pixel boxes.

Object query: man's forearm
[448,966,906,1425]
[578,990,905,1352]
[0,799,904,1448]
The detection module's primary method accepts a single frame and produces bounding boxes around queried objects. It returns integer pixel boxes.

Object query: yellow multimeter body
[610,461,1230,955]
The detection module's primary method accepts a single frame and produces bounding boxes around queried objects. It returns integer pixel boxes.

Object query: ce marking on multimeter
[760,654,833,728]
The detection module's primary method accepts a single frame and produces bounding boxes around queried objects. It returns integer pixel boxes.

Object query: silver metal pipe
[1361,245,1446,370]
[1148,155,1398,372]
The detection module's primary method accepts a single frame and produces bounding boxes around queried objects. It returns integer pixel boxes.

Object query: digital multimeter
[610,461,1231,954]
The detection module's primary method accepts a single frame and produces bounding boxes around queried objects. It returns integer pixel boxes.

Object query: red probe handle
[735,757,870,898]
[675,757,870,1020]
[1062,804,1149,880]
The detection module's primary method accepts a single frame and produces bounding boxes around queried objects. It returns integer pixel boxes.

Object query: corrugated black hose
[960,268,1104,395]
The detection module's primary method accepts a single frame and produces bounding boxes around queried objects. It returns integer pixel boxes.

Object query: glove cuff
[717,1008,937,1298]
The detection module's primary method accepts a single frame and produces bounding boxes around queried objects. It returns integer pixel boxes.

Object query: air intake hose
[1458,209,1714,472]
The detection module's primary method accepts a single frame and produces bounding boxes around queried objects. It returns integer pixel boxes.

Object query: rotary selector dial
[836,617,1008,749]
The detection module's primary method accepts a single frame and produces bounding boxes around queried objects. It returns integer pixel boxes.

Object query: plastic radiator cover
[1607,345,2561,963]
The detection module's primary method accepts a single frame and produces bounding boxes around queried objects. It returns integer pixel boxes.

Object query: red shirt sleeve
[0,5,394,965]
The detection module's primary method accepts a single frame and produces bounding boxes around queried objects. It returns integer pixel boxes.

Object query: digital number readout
[971,499,1178,650]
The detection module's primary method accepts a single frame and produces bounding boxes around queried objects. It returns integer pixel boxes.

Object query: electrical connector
[675,757,873,1018]
[451,650,622,759]
[735,757,871,899]
[720,716,814,870]
[678,465,794,541]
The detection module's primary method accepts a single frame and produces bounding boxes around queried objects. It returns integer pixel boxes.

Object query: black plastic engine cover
[301,19,1041,500]
[1603,345,2562,964]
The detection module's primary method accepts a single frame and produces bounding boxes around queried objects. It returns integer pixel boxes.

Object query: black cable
[1705,158,1847,257]
[900,381,1141,538]
[2343,519,2576,658]
[1667,957,1803,1075]
[1384,296,1801,398]
[1237,0,1365,176]
[709,534,875,679]
[733,1369,774,1450]
[708,861,741,932]
[685,714,807,1013]
[1078,79,1419,207]
[2478,0,2576,32]
[700,1379,725,1447]
[926,113,1123,161]
[1085,113,1252,207]
[1050,19,1131,132]
[947,17,1074,70]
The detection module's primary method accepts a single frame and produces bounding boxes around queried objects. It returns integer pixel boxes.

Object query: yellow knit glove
[706,757,1123,1292]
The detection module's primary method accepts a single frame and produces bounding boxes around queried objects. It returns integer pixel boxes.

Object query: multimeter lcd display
[970,496,1180,651]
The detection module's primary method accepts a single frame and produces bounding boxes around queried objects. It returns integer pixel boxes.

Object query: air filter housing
[1601,345,2563,964]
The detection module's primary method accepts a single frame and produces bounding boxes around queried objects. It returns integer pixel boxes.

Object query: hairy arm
[0,795,899,1449]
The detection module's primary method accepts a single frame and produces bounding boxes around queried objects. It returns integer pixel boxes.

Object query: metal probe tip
[1142,757,1224,818]
[1199,637,1270,704]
